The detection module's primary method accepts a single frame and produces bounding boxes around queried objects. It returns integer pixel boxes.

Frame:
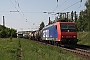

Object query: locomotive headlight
[62,36,65,38]
[62,36,64,38]
[73,36,76,38]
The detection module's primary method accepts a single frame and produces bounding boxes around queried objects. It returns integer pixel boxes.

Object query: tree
[76,11,84,31]
[76,0,90,31]
[48,17,53,25]
[0,24,17,38]
[85,0,90,30]
[39,22,45,30]
[74,11,77,22]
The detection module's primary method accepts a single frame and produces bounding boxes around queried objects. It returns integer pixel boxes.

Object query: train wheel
[47,40,51,44]
[47,40,49,44]
[54,41,58,46]
[51,41,54,45]
[58,42,62,47]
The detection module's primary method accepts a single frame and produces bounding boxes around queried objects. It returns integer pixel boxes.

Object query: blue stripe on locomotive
[42,25,58,39]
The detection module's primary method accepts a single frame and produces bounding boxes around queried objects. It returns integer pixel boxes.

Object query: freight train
[28,21,78,45]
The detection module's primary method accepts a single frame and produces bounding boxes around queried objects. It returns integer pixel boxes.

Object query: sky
[0,0,87,31]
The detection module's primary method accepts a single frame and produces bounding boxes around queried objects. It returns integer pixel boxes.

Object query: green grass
[20,39,85,60]
[77,31,90,46]
[0,38,86,60]
[0,38,20,60]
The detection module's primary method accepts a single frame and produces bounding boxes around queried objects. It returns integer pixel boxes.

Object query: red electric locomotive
[55,22,78,44]
[41,21,78,45]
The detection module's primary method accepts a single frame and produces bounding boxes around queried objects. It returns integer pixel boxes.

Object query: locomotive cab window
[60,24,76,32]
[68,24,75,29]
[60,24,67,29]
[55,25,57,29]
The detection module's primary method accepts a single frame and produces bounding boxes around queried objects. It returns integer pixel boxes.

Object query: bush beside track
[0,38,85,60]
[77,31,90,46]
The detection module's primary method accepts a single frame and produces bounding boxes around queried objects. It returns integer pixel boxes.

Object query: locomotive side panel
[41,25,58,41]
[49,25,58,40]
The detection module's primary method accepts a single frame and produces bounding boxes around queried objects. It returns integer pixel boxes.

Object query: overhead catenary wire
[73,2,82,14]
[61,1,81,12]
[79,0,82,11]
[53,0,67,12]
[12,0,46,14]
[10,0,82,21]
[10,0,19,12]
[50,0,66,20]
[0,11,10,12]
[50,0,82,21]
[56,0,58,7]
[13,0,43,26]
[14,0,47,26]
[10,0,34,30]
[14,0,27,19]
[10,0,27,21]
[10,0,33,27]
[58,0,67,8]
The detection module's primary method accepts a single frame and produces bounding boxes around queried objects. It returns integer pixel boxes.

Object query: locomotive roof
[42,22,76,30]
[59,22,75,24]
[42,23,54,30]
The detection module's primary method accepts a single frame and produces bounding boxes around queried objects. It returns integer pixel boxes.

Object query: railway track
[60,47,90,60]
[76,44,90,50]
[30,40,90,60]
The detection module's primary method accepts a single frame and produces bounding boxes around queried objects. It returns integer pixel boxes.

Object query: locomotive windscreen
[60,24,76,32]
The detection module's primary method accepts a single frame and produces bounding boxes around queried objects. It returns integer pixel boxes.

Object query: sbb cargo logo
[43,30,49,38]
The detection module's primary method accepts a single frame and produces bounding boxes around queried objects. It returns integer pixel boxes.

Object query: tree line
[76,0,90,31]
[0,25,17,38]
